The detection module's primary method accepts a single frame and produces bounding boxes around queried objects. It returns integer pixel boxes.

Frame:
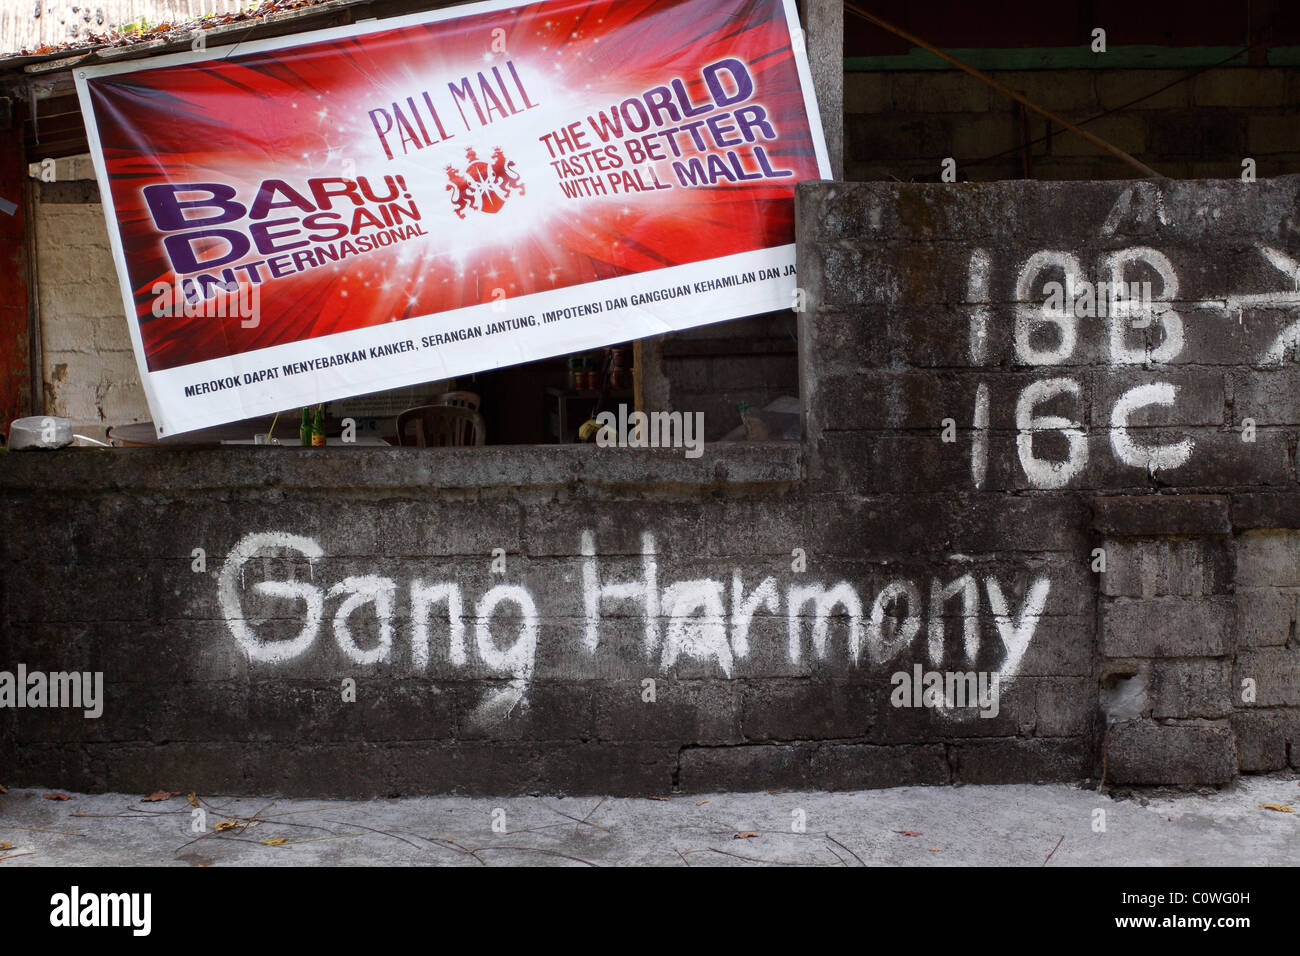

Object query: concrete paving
[1,774,1297,866]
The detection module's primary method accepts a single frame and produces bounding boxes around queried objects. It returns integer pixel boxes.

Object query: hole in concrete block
[1100,670,1147,723]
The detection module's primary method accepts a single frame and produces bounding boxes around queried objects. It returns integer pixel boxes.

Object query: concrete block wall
[34,192,150,438]
[1233,530,1300,770]
[846,67,1300,182]
[3,175,1300,796]
[796,175,1300,786]
[1094,498,1238,784]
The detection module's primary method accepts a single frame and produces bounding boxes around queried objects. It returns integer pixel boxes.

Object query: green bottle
[300,407,311,446]
[311,405,326,447]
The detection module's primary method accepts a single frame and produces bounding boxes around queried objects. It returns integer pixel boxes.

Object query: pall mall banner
[75,0,831,436]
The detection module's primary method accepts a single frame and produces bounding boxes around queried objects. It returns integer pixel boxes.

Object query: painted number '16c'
[966,247,1192,490]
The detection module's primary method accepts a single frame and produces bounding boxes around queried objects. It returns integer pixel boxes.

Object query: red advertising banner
[76,0,830,436]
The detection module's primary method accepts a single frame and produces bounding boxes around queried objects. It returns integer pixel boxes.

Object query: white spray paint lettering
[968,237,1201,489]
[218,531,1052,723]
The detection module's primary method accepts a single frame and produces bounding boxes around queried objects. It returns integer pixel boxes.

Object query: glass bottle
[311,405,326,447]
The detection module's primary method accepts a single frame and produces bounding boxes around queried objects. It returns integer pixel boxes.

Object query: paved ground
[1,774,1297,866]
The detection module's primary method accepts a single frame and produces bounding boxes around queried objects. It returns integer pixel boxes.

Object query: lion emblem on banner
[446,146,525,218]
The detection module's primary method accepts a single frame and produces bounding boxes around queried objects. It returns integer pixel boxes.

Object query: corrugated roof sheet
[0,0,336,59]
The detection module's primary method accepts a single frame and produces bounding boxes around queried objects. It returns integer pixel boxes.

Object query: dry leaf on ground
[1259,803,1294,813]
[894,829,922,836]
[43,793,70,801]
[142,791,179,803]
[733,832,758,839]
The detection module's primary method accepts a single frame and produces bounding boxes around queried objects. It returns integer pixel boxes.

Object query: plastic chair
[395,404,487,447]
[432,390,481,412]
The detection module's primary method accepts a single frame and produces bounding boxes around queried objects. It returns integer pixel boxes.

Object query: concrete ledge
[0,442,803,493]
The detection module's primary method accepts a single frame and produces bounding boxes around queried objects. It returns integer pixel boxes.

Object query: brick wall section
[796,175,1300,786]
[846,67,1300,182]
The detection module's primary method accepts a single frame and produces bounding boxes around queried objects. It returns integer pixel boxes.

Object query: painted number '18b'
[967,247,1193,489]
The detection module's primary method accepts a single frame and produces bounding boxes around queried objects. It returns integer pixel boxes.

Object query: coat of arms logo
[446,147,526,218]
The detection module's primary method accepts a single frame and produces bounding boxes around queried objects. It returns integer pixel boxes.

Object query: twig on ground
[545,803,610,831]
[324,819,428,853]
[825,833,866,867]
[1042,835,1065,867]
[472,845,599,866]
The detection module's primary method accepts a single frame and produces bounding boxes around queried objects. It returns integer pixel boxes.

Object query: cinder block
[98,373,148,425]
[1236,532,1300,588]
[533,742,679,795]
[1231,365,1300,426]
[93,316,135,353]
[1091,495,1230,537]
[677,743,816,792]
[38,313,96,354]
[1193,70,1285,108]
[1095,70,1191,111]
[40,285,124,334]
[593,679,741,744]
[890,72,991,112]
[846,114,952,164]
[1101,597,1234,658]
[1235,587,1295,648]
[1150,112,1246,159]
[995,69,1098,114]
[740,679,876,742]
[950,737,1090,784]
[1150,658,1233,718]
[844,72,888,113]
[1106,719,1236,784]
[1235,647,1300,707]
[1248,115,1300,154]
[1231,711,1290,772]
[1055,115,1145,157]
[1032,678,1098,736]
[1099,538,1232,598]
[812,743,950,789]
[951,113,1019,161]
